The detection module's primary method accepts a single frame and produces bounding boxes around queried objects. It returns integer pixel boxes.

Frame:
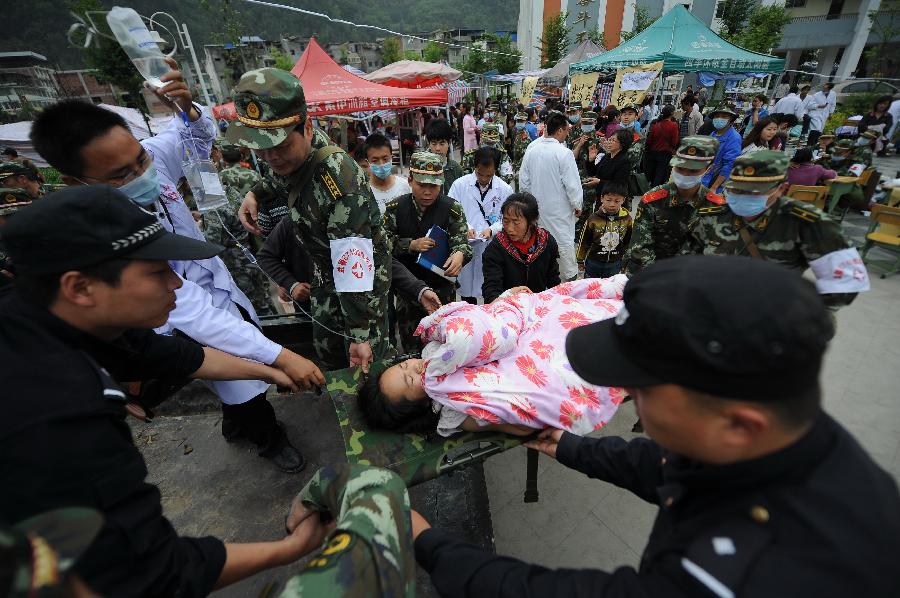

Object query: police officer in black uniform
[412,255,900,597]
[0,186,332,597]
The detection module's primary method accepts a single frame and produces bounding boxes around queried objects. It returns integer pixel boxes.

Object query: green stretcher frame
[326,366,542,501]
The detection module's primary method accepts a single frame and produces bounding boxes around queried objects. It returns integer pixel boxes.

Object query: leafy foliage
[621,7,654,42]
[423,41,445,63]
[538,12,571,68]
[488,34,522,74]
[717,0,755,39]
[381,37,403,65]
[864,0,900,77]
[457,44,490,74]
[723,4,791,53]
[270,48,294,71]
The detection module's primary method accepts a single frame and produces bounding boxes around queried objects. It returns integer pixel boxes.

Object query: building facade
[0,52,59,116]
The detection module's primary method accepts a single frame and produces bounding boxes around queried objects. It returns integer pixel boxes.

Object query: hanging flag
[520,76,539,106]
[569,72,600,108]
[610,61,664,109]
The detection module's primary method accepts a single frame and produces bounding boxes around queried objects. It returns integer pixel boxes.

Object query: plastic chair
[787,185,828,210]
[860,204,900,278]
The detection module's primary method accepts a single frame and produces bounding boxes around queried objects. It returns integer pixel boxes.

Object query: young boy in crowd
[365,133,411,214]
[576,181,632,278]
[425,118,464,194]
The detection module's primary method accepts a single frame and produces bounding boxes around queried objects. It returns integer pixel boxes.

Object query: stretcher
[325,365,543,502]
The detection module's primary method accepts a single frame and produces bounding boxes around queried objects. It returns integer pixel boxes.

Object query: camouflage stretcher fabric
[326,366,526,487]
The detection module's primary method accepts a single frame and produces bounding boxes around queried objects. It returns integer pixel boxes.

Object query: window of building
[715,1,725,18]
[784,0,806,7]
[826,0,844,19]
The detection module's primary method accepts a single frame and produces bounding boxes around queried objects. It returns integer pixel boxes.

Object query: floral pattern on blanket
[415,275,628,436]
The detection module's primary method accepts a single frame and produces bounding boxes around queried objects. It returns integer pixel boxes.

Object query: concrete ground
[485,153,900,572]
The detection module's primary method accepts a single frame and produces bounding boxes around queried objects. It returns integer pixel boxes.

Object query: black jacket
[586,150,631,186]
[415,413,900,597]
[0,293,224,597]
[481,228,560,303]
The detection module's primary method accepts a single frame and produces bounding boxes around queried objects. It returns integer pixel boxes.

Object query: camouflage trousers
[394,282,456,353]
[574,189,598,243]
[310,287,395,372]
[221,248,276,316]
[279,464,415,598]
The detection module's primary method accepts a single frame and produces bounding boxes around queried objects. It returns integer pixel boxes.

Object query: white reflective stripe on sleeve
[681,558,735,598]
[808,247,870,294]
[330,237,375,292]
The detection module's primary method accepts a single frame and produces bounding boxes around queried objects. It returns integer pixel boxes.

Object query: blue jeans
[585,259,622,279]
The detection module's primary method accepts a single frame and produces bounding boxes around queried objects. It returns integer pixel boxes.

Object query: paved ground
[484,153,900,572]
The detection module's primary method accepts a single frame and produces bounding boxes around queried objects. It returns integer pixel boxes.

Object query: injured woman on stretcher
[360,276,629,437]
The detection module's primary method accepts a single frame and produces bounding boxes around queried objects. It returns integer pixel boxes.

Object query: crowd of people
[1,58,898,598]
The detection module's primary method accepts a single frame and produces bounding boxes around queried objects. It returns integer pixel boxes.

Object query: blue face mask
[831,155,846,162]
[713,118,730,130]
[856,137,870,146]
[581,124,595,132]
[568,115,581,124]
[370,162,393,180]
[119,163,160,206]
[726,189,770,217]
[621,121,635,129]
[515,123,527,130]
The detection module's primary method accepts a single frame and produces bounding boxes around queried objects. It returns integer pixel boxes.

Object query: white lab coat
[808,91,836,132]
[773,93,805,120]
[888,99,900,140]
[144,107,279,404]
[518,136,583,280]
[449,173,513,297]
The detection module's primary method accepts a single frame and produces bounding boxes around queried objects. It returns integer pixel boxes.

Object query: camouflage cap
[565,105,582,114]
[582,111,598,123]
[725,150,789,192]
[481,122,502,141]
[0,187,31,217]
[409,151,445,185]
[860,130,878,140]
[0,161,31,180]
[225,68,307,150]
[1,508,103,598]
[709,102,740,120]
[619,103,639,114]
[670,136,720,169]
[833,139,854,152]
[819,134,835,140]
[514,111,528,122]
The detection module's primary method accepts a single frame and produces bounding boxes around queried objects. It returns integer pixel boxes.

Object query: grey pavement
[485,153,900,572]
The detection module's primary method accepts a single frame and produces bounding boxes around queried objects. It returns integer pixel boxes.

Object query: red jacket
[646,119,679,153]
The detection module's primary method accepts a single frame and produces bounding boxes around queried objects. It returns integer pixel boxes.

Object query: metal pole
[180,24,213,108]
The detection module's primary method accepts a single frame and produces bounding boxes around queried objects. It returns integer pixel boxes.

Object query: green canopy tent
[569,5,785,74]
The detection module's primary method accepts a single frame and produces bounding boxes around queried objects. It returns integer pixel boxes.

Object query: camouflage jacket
[512,128,532,173]
[252,128,391,342]
[624,182,717,274]
[252,159,291,237]
[442,158,463,196]
[219,163,261,203]
[279,464,415,598]
[566,126,582,150]
[682,195,858,307]
[461,144,514,185]
[203,163,262,249]
[850,146,873,168]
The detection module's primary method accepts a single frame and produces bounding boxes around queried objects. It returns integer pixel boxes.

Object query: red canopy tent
[213,39,448,120]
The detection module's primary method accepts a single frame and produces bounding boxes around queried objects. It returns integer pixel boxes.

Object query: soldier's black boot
[258,424,306,474]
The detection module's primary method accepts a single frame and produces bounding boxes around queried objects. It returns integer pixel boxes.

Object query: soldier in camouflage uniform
[624,136,722,274]
[0,161,46,199]
[226,68,393,372]
[424,117,464,195]
[565,105,584,149]
[460,123,514,185]
[384,152,472,349]
[203,144,274,315]
[0,187,31,287]
[820,139,865,211]
[280,464,415,598]
[682,150,869,309]
[572,111,606,238]
[511,111,532,181]
[852,130,876,167]
[619,104,646,190]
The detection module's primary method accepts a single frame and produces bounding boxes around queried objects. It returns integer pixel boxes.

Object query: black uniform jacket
[415,412,900,597]
[0,293,226,597]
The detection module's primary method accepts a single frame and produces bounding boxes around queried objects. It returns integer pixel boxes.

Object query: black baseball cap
[1,185,223,275]
[566,256,833,400]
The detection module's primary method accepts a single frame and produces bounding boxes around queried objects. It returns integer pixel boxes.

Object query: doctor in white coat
[34,59,323,473]
[518,111,584,281]
[449,146,514,301]
[808,83,837,146]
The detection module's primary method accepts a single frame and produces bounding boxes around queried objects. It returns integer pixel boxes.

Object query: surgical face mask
[515,122,527,130]
[831,155,846,162]
[581,124,595,132]
[856,137,870,146]
[671,171,703,189]
[370,162,393,180]
[713,118,730,130]
[119,163,160,206]
[621,121,635,129]
[568,115,581,124]
[725,189,770,217]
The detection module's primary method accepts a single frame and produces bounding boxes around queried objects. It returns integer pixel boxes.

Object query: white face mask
[671,171,703,189]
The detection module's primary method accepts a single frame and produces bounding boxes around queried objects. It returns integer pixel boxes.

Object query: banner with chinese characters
[569,72,600,108]
[610,61,664,109]
[519,76,539,106]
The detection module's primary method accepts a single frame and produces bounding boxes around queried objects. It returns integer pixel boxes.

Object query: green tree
[488,33,522,74]
[538,12,571,68]
[732,4,792,53]
[403,49,422,60]
[457,43,491,74]
[717,0,755,39]
[864,0,900,77]
[575,28,607,50]
[270,48,294,71]
[381,37,403,64]
[621,7,654,42]
[423,41,444,62]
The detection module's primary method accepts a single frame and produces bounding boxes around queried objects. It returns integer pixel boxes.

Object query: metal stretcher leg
[523,447,539,503]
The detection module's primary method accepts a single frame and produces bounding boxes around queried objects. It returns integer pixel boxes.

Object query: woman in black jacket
[584,128,633,190]
[481,193,560,304]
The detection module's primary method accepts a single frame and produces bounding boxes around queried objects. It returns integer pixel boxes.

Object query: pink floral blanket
[415,276,628,436]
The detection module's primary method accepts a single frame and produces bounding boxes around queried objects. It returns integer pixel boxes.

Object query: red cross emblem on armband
[351,260,364,279]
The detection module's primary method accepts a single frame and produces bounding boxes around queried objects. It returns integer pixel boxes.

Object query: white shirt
[518,135,583,280]
[800,94,817,116]
[448,173,514,297]
[369,176,411,214]
[773,93,805,120]
[808,91,835,132]
[888,99,900,139]
[143,107,279,404]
